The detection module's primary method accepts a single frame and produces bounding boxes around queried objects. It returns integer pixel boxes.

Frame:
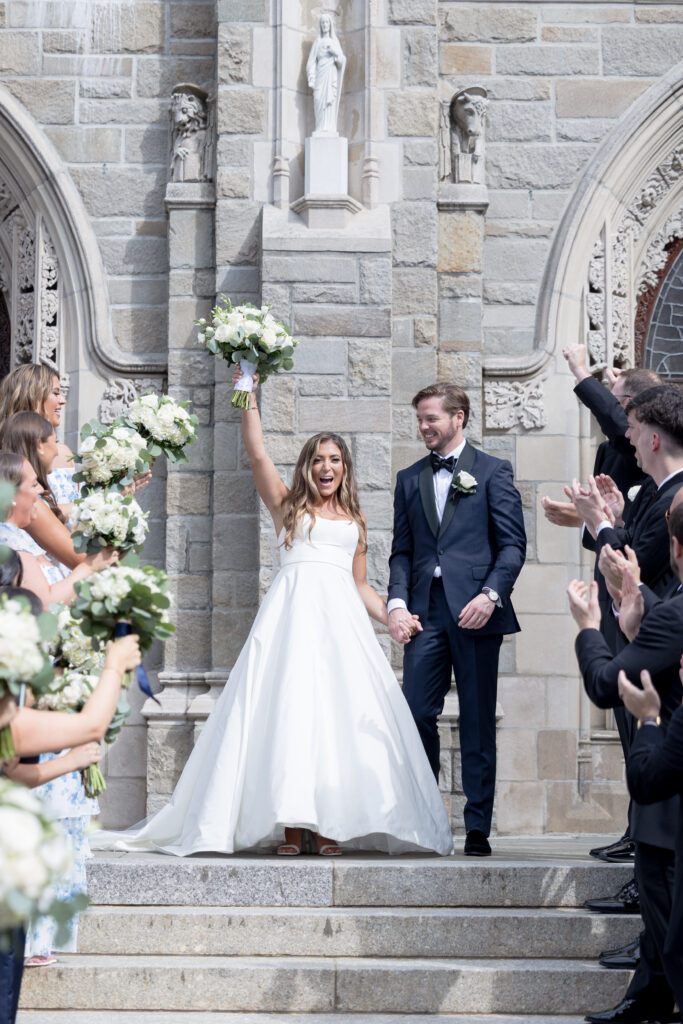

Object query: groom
[388,383,526,855]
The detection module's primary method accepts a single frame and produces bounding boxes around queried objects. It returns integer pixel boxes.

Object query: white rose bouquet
[37,668,130,798]
[73,420,152,494]
[72,561,175,656]
[0,595,56,761]
[0,776,85,942]
[71,490,149,556]
[124,393,198,464]
[196,297,298,408]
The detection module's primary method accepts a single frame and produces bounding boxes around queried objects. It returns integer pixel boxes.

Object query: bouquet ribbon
[234,359,258,394]
[114,622,160,706]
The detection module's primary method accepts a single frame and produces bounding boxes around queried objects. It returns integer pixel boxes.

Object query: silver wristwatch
[482,587,499,603]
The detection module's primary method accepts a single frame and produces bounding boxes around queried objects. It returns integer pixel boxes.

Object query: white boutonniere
[449,470,477,502]
[627,484,641,502]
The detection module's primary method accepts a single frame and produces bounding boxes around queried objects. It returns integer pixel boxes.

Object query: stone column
[142,181,216,814]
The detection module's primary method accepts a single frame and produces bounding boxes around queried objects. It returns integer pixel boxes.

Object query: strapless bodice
[278,515,359,573]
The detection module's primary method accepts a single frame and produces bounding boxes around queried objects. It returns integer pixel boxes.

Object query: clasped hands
[388,592,495,644]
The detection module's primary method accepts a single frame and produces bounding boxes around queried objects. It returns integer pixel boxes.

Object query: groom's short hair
[412,383,470,426]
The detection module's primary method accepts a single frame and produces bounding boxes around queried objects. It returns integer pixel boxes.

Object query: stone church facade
[1,0,683,834]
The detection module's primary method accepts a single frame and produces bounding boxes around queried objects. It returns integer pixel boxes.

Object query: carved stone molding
[99,376,166,424]
[484,378,546,431]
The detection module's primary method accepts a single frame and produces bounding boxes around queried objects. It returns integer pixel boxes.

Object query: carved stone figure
[439,87,489,185]
[169,83,214,183]
[306,13,346,137]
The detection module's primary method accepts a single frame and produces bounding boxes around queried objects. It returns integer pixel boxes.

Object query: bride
[93,373,453,857]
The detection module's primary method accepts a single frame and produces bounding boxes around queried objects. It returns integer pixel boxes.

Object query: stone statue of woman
[306,13,346,137]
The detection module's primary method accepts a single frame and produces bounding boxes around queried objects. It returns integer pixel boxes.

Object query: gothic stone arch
[0,84,166,435]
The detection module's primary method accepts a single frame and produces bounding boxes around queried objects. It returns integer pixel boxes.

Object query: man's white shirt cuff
[387,598,408,614]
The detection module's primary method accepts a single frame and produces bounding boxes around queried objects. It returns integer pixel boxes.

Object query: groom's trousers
[402,577,502,835]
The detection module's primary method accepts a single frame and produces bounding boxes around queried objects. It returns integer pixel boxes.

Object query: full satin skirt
[93,529,453,857]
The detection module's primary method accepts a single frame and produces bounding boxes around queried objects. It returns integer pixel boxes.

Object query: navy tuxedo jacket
[388,442,526,635]
[627,702,683,855]
[574,376,644,498]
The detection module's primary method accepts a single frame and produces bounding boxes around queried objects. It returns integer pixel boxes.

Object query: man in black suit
[568,486,683,1024]
[388,382,526,856]
[620,664,683,1021]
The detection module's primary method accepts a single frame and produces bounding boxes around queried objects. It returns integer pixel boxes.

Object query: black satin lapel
[439,442,476,539]
[419,462,439,539]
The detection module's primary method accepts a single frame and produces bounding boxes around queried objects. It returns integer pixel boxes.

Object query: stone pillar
[261,203,394,606]
[142,181,216,813]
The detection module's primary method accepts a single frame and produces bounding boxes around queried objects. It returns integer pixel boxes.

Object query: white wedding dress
[93,517,453,856]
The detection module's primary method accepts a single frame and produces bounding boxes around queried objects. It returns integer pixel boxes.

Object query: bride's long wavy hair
[282,433,367,552]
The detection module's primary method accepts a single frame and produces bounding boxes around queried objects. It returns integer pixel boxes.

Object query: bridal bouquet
[73,421,151,494]
[0,595,56,761]
[196,297,298,408]
[71,490,149,556]
[0,777,83,941]
[37,668,130,798]
[52,606,105,675]
[72,562,175,655]
[124,393,198,464]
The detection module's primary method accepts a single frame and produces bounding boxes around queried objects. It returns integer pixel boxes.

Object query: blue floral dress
[48,466,80,510]
[0,520,97,957]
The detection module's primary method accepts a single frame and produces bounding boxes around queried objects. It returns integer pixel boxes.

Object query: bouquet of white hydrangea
[196,297,298,408]
[0,776,85,940]
[124,393,198,464]
[72,562,175,656]
[73,421,151,494]
[71,490,149,556]
[37,668,130,798]
[0,595,56,761]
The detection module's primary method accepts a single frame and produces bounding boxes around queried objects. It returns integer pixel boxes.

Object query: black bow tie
[430,453,456,474]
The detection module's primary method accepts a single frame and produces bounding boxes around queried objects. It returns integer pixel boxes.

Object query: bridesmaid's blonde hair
[282,432,367,552]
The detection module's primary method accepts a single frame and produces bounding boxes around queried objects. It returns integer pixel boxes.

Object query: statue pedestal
[292,134,361,229]
[305,135,348,195]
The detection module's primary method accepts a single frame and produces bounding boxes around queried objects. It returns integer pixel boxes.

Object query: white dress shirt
[387,440,466,614]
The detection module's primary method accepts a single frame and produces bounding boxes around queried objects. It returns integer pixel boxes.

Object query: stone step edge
[15,1013,591,1023]
[80,904,633,917]
[20,954,629,970]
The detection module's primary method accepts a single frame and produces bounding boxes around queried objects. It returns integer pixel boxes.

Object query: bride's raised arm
[233,367,288,532]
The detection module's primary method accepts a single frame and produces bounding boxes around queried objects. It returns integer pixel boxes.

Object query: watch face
[484,588,499,602]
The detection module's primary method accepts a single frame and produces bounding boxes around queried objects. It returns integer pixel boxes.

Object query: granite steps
[19,852,637,1016]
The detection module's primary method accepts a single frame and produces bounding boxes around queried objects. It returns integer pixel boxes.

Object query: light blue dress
[0,518,97,957]
[47,466,80,507]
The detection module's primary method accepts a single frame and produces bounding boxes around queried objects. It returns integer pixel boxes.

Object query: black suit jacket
[574,376,644,497]
[389,442,526,634]
[590,471,683,597]
[627,704,683,855]
[576,593,683,849]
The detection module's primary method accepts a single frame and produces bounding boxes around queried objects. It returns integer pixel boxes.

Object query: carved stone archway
[0,85,166,435]
[532,63,683,376]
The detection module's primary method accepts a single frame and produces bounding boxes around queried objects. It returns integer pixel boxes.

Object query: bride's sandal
[316,833,342,856]
[277,827,302,856]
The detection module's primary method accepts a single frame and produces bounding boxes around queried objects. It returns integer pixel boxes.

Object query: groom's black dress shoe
[464,830,491,856]
[598,936,640,969]
[590,835,636,863]
[584,997,677,1024]
[584,877,640,914]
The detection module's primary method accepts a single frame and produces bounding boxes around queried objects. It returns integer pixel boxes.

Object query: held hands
[85,545,120,572]
[567,579,601,631]
[232,366,260,389]
[388,608,423,645]
[458,592,495,630]
[617,668,661,722]
[104,634,142,675]
[68,741,102,772]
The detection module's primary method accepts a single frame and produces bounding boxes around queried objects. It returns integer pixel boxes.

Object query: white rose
[214,323,232,343]
[0,807,44,855]
[457,471,477,489]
